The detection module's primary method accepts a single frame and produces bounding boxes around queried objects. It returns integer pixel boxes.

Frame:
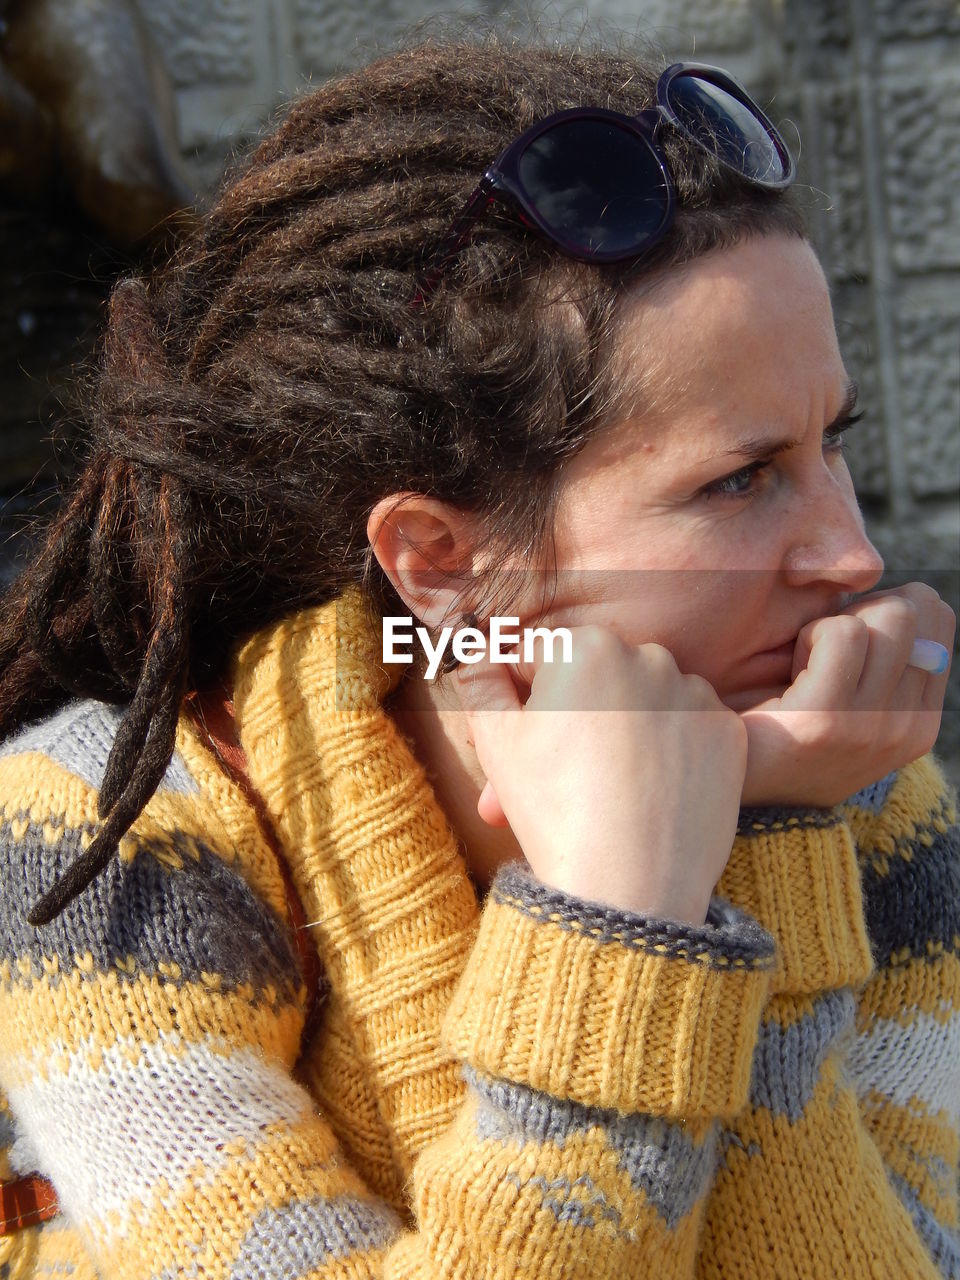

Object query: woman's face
[520,233,885,711]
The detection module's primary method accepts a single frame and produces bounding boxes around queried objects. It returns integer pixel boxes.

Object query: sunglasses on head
[414,62,796,302]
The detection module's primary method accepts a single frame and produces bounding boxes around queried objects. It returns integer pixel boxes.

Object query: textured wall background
[3,0,958,772]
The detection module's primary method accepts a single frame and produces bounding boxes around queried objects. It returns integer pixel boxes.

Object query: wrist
[535,866,711,927]
[444,862,777,1118]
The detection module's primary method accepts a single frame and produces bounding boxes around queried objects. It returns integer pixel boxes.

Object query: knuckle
[571,625,620,664]
[901,581,940,608]
[637,642,676,668]
[937,600,957,639]
[858,596,915,627]
[890,595,919,622]
[685,671,719,702]
[831,614,869,645]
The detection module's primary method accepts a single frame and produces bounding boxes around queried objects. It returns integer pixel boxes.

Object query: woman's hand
[739,582,955,807]
[455,625,747,925]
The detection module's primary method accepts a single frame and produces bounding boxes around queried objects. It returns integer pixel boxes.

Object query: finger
[454,646,522,716]
[792,594,927,684]
[855,580,947,622]
[510,624,577,690]
[916,597,956,711]
[922,649,953,713]
[843,596,951,745]
[786,614,870,709]
[453,649,525,769]
[909,639,950,674]
[847,596,920,707]
[844,584,955,655]
[840,586,956,712]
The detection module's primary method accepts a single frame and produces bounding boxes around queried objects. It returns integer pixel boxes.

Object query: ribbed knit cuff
[724,808,874,995]
[441,862,775,1121]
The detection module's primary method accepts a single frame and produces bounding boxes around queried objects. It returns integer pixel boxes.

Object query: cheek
[602,572,750,676]
[644,571,774,679]
[521,567,773,687]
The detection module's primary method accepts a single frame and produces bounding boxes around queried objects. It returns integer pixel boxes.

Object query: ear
[367,494,482,629]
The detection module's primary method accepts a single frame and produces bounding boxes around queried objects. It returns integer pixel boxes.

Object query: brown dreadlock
[0,37,806,925]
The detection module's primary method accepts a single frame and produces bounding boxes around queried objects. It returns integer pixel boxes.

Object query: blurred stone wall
[4,0,958,773]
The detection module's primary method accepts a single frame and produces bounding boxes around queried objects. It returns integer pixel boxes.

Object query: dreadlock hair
[0,36,806,924]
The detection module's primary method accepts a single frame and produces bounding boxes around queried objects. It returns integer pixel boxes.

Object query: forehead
[603,233,842,454]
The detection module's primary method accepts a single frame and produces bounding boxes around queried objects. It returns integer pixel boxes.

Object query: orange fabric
[0,1172,59,1233]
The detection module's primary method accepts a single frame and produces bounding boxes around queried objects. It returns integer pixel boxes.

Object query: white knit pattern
[848,1005,960,1127]
[3,1032,316,1235]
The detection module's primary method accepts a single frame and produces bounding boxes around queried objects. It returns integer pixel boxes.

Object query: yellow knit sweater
[0,592,957,1278]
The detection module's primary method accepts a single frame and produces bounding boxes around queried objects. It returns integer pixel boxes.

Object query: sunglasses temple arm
[412,177,497,306]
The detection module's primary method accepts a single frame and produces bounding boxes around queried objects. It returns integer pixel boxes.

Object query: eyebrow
[703,379,860,464]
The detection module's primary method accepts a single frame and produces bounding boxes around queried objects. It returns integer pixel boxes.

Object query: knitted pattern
[0,591,957,1279]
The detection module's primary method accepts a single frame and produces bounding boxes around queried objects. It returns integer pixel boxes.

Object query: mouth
[751,603,845,667]
[724,640,804,709]
[725,603,852,710]
[737,636,799,688]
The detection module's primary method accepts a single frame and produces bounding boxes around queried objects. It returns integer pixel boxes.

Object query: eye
[701,459,772,500]
[823,408,864,454]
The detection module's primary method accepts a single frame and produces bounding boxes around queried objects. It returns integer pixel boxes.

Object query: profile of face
[506,232,885,710]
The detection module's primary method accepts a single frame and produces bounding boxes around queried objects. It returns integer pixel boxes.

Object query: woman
[0,36,956,1280]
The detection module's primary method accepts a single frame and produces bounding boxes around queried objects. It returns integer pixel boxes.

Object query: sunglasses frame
[415,62,796,301]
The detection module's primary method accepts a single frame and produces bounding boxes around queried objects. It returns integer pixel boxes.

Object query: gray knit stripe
[859,818,960,967]
[491,862,775,970]
[502,1169,623,1231]
[0,698,197,795]
[0,1109,15,1148]
[847,771,898,815]
[739,770,897,828]
[885,1171,960,1279]
[227,1194,402,1280]
[736,806,841,835]
[750,989,856,1122]
[467,1067,716,1230]
[0,820,302,1000]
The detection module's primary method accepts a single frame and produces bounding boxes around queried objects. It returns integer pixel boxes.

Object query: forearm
[390,863,776,1278]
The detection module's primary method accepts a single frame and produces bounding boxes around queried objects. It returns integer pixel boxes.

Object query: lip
[751,608,836,662]
[742,637,798,682]
[754,600,852,661]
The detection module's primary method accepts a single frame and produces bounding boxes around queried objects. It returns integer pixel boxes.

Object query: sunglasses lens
[517,119,670,258]
[666,73,789,185]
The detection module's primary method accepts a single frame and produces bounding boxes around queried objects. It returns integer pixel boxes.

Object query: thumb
[477,779,510,827]
[454,650,522,821]
[453,646,523,716]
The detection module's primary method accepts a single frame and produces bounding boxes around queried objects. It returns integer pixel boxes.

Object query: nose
[781,469,884,595]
